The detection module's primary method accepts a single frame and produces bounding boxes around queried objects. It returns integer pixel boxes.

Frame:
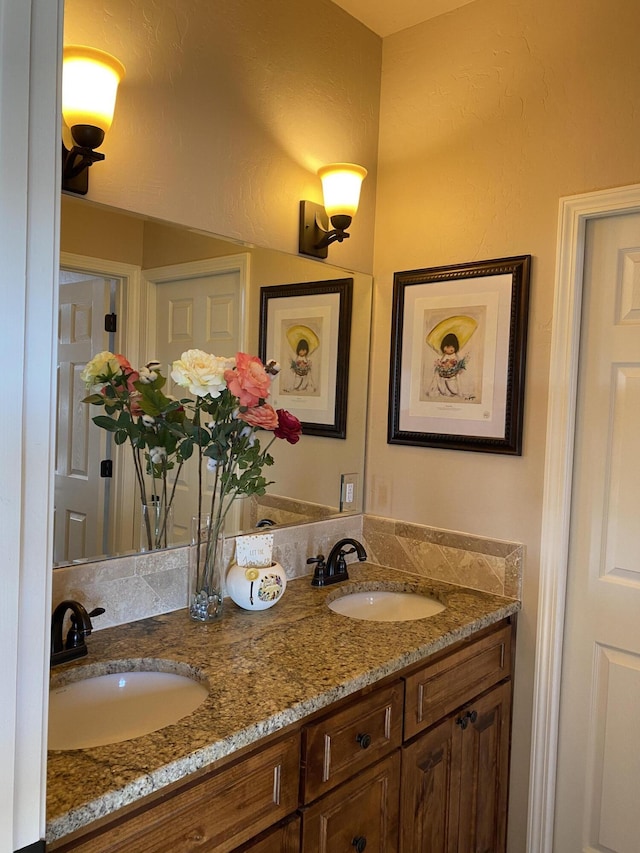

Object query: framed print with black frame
[388,255,531,455]
[259,278,353,438]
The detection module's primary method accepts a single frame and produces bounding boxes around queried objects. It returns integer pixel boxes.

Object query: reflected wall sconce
[299,163,367,259]
[61,45,125,195]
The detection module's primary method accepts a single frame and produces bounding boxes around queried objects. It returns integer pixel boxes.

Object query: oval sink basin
[328,590,445,622]
[49,670,208,750]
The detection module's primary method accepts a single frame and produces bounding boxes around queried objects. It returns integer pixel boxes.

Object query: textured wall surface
[369,0,640,848]
[63,0,381,272]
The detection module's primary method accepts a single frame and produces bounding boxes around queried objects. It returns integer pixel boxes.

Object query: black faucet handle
[308,554,327,587]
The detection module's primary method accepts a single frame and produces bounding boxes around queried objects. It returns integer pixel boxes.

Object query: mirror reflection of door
[146,256,248,543]
[55,271,116,564]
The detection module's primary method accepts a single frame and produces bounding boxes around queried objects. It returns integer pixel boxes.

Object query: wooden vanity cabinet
[400,621,514,853]
[48,619,514,853]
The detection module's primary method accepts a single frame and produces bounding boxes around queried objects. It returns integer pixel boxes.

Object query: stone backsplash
[51,512,522,631]
[361,515,522,600]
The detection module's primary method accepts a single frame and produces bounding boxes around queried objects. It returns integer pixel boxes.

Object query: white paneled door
[554,211,640,852]
[147,256,247,542]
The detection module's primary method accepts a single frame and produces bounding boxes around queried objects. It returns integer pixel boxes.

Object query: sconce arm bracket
[299,200,351,259]
[62,143,105,196]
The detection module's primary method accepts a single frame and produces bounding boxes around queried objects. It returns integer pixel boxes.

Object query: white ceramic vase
[226,562,287,611]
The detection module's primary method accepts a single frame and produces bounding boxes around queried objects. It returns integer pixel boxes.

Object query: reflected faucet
[50,600,104,667]
[310,537,367,587]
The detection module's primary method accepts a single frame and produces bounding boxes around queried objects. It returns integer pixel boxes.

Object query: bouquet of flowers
[82,347,302,622]
[81,352,192,551]
[170,349,302,621]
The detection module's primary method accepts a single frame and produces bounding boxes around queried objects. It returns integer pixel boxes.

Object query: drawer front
[404,623,512,740]
[52,733,300,853]
[301,682,403,803]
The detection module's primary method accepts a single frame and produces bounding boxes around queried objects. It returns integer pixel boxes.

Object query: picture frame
[388,255,531,455]
[259,278,353,438]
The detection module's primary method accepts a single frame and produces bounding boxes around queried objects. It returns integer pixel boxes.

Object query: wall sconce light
[299,163,367,259]
[61,45,125,195]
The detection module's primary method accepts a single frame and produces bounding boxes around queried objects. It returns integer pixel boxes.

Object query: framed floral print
[259,278,353,438]
[388,255,531,454]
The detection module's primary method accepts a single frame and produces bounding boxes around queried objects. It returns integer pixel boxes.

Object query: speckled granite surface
[46,563,520,844]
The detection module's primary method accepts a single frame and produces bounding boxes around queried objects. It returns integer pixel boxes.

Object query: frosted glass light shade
[62,46,125,136]
[318,163,367,220]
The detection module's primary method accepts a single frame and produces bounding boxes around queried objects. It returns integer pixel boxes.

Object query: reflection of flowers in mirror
[82,349,302,620]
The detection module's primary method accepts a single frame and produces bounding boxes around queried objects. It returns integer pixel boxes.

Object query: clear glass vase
[189,514,225,622]
[140,500,174,552]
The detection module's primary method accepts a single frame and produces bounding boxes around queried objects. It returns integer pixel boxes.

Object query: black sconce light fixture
[299,163,367,259]
[61,46,125,195]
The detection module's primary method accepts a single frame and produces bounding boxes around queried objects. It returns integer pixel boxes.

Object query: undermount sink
[328,590,445,622]
[49,666,209,751]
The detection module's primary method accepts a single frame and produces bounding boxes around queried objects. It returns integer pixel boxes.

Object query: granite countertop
[46,563,520,843]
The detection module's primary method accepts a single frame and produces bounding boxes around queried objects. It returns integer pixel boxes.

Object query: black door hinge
[104,312,117,333]
[100,459,113,478]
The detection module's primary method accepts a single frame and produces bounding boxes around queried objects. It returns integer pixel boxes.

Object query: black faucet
[50,600,104,667]
[309,537,367,586]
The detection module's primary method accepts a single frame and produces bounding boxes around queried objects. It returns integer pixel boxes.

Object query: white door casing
[528,184,640,853]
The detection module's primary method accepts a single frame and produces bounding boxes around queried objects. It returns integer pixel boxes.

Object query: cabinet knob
[356,732,372,749]
[352,836,367,852]
[466,709,478,724]
[455,715,468,730]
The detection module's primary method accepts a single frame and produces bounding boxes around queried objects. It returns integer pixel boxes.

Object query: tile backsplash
[51,513,523,631]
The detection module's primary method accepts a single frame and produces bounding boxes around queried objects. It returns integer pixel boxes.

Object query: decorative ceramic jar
[226,561,287,611]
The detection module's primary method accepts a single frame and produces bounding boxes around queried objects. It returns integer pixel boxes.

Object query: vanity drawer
[301,682,403,803]
[404,622,512,740]
[50,732,300,853]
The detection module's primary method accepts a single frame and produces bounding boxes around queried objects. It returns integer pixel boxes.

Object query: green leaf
[92,415,119,431]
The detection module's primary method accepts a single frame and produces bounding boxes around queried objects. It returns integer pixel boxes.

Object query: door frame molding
[528,182,640,852]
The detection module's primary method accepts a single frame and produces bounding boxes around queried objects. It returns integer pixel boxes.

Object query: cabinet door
[301,752,400,853]
[400,716,461,853]
[456,681,511,853]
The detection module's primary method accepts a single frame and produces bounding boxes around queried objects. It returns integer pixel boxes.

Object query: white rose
[150,447,167,464]
[207,458,218,471]
[171,349,233,398]
[142,414,156,427]
[80,351,121,387]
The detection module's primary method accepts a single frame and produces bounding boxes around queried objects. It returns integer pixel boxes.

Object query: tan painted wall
[371,0,640,848]
[63,0,381,272]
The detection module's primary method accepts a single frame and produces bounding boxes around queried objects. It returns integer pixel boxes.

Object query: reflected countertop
[46,563,520,843]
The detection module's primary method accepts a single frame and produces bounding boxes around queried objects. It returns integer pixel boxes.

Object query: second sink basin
[49,666,209,751]
[328,590,445,622]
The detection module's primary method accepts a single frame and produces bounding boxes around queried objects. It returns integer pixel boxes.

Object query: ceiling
[331,0,475,37]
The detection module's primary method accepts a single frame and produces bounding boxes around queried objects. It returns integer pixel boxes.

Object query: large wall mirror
[55,195,372,567]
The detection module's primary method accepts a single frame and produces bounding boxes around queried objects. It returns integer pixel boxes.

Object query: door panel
[554,211,640,852]
[151,260,245,541]
[54,276,111,563]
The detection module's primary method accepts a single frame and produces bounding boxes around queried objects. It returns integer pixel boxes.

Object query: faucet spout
[322,537,367,585]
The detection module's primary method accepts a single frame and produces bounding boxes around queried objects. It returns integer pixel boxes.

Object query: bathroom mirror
[54,195,372,567]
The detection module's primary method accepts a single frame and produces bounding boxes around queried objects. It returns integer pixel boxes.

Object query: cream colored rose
[81,351,122,387]
[171,349,233,398]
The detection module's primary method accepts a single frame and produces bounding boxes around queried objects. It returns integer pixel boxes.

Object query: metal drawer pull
[352,836,367,851]
[356,732,372,749]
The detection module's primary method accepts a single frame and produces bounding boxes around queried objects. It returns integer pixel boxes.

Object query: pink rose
[114,354,142,414]
[238,402,279,431]
[274,409,302,444]
[224,352,271,407]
